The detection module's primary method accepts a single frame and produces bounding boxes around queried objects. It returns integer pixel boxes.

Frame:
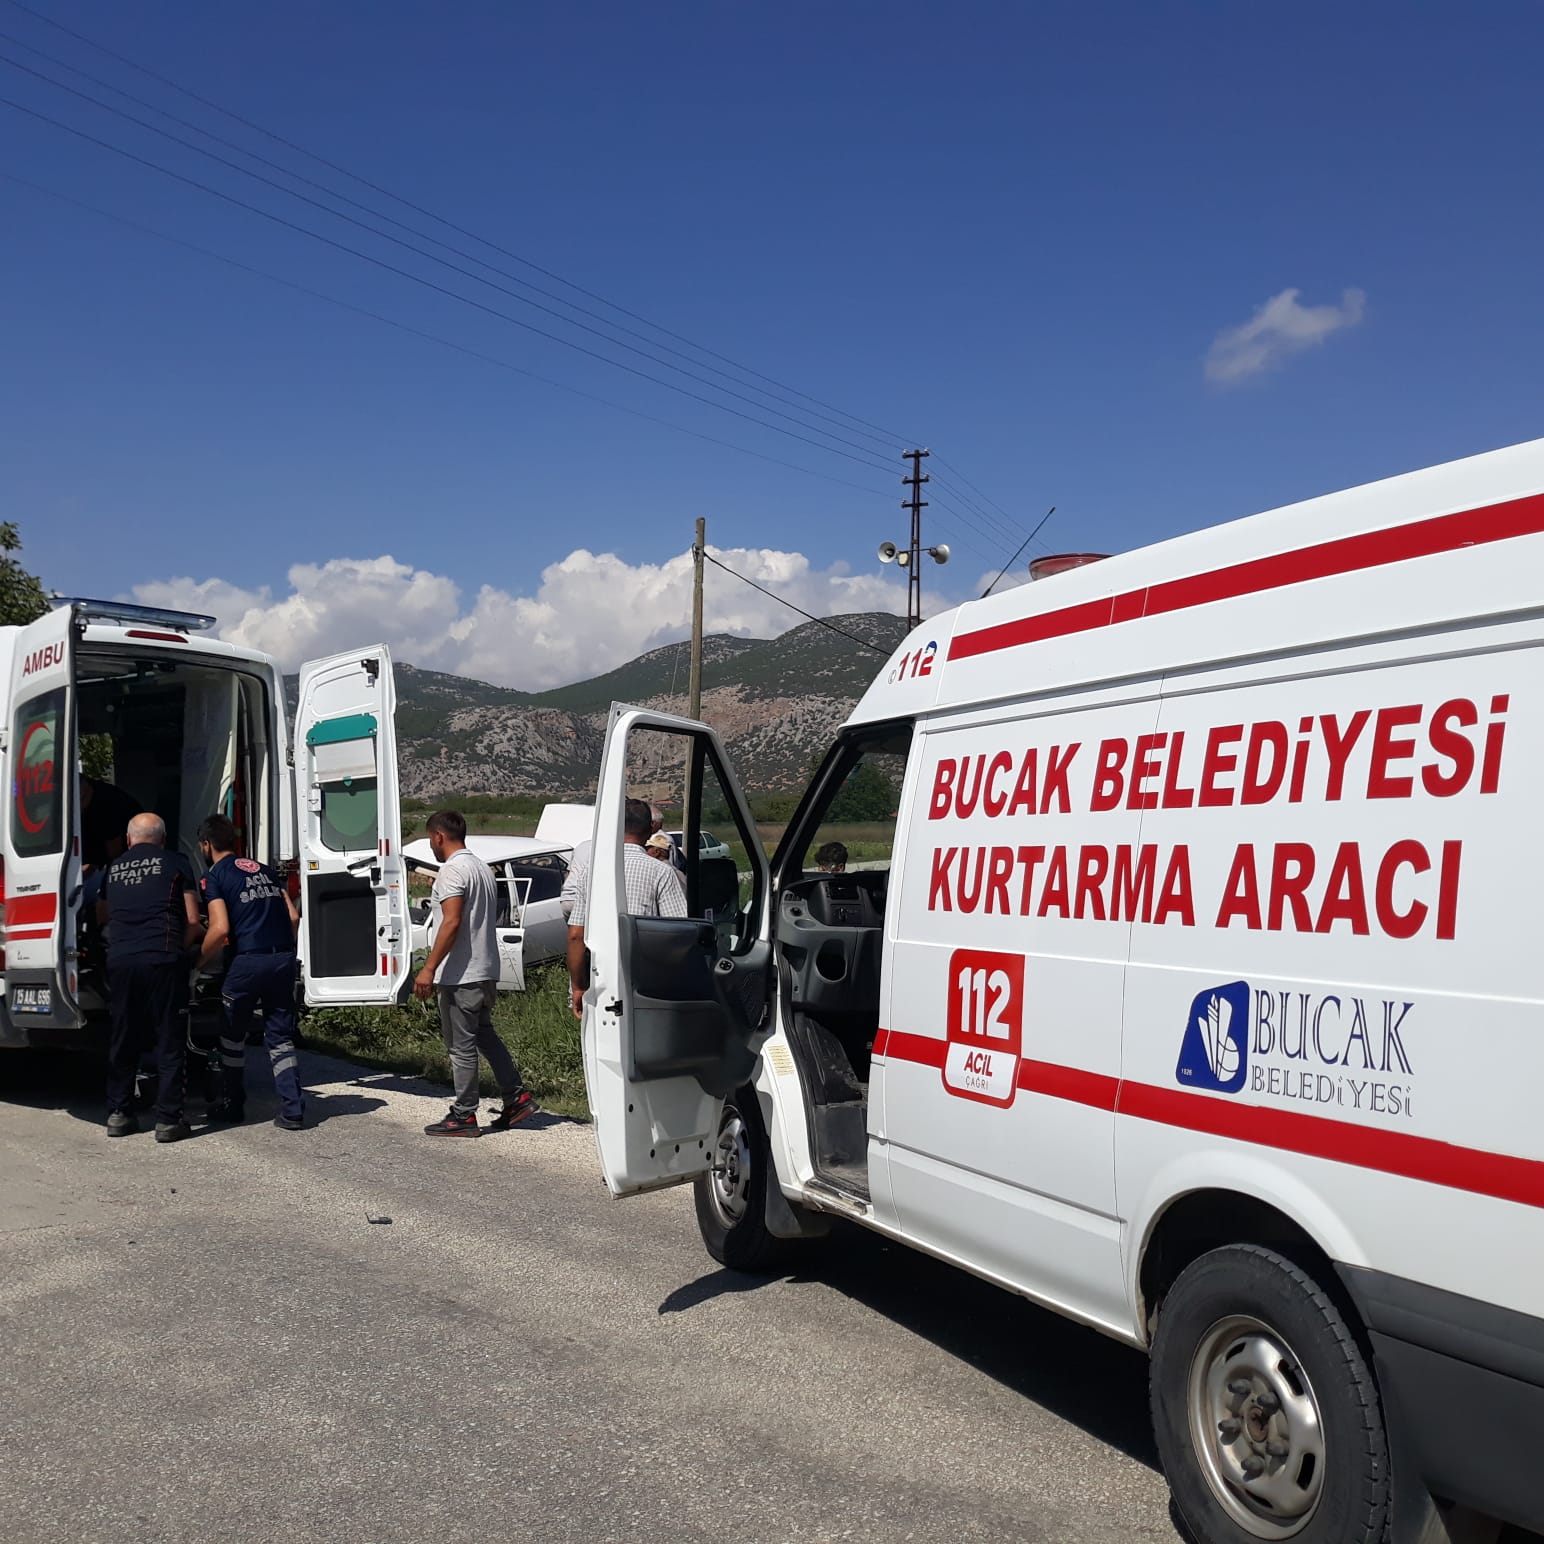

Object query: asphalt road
[3,1050,1532,1544]
[0,1045,1180,1544]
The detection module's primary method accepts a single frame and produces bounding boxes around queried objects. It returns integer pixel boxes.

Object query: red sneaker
[424,1107,480,1137]
[485,1091,537,1131]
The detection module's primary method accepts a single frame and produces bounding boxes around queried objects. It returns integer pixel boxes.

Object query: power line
[927,486,1023,565]
[0,54,910,476]
[1,0,921,454]
[0,90,917,482]
[0,171,895,499]
[700,552,892,656]
[3,0,1042,544]
[932,452,1050,549]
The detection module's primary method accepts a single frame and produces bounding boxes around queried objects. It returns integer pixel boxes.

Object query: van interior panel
[304,874,379,977]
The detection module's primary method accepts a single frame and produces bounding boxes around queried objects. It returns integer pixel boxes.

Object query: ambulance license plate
[11,986,53,1015]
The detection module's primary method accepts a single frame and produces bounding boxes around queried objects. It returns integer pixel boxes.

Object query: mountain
[291,612,909,799]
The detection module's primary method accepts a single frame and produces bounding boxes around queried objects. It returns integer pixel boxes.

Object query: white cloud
[1205,287,1366,385]
[130,547,913,690]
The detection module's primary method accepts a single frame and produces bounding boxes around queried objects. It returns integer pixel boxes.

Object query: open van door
[294,646,409,1006]
[581,705,772,1196]
[3,603,81,1032]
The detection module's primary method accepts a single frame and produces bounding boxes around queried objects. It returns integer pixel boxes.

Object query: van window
[11,688,65,858]
[795,730,910,876]
[319,780,380,853]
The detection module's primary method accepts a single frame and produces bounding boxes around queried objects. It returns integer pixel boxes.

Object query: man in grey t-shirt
[413,810,535,1137]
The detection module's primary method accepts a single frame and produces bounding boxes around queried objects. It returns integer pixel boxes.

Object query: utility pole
[688,516,705,719]
[902,449,930,628]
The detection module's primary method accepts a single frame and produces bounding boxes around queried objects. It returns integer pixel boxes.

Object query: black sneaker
[273,1113,305,1131]
[486,1091,537,1131]
[154,1122,192,1144]
[423,1107,480,1137]
[106,1111,138,1138]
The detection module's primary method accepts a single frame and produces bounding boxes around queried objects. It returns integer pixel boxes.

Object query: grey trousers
[435,981,524,1114]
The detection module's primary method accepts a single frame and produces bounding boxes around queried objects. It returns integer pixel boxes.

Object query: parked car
[665,829,731,862]
[403,835,572,992]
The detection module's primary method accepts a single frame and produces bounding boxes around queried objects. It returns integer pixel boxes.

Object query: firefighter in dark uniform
[100,812,202,1141]
[195,814,305,1131]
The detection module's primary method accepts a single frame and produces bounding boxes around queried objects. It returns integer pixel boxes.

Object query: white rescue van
[578,439,1544,1542]
[0,598,411,1048]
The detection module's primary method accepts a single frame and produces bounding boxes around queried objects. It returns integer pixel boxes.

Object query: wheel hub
[1188,1315,1326,1538]
[709,1107,752,1226]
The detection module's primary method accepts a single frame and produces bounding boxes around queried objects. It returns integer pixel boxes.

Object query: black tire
[692,1088,793,1273]
[1150,1244,1390,1544]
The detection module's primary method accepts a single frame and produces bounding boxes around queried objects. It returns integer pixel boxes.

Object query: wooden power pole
[689,517,705,719]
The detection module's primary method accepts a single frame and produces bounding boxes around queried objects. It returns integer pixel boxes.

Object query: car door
[3,604,81,1032]
[582,705,772,1196]
[495,870,526,992]
[294,646,410,1006]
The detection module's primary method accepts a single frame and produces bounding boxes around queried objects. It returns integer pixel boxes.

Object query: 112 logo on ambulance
[944,948,1025,1107]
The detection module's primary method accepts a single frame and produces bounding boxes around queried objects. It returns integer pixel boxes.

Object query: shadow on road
[663,1220,1161,1472]
[658,1268,779,1315]
[330,1066,575,1131]
[1,1049,386,1130]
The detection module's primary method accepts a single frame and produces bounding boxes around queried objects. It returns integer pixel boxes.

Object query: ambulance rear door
[294,646,410,1005]
[581,705,772,1196]
[3,604,82,1031]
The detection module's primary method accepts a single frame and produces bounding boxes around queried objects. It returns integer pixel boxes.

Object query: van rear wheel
[693,1090,790,1273]
[1150,1244,1389,1544]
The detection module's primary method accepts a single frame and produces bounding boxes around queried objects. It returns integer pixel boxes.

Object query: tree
[828,761,894,822]
[0,523,49,626]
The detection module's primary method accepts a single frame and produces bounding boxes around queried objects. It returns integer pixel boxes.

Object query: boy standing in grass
[413,810,536,1137]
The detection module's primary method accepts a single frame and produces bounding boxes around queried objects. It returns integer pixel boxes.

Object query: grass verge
[302,962,590,1118]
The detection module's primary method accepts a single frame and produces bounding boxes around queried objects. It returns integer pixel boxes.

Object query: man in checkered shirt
[567,797,688,1016]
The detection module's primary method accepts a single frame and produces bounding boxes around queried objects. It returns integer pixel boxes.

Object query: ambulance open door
[3,603,81,1033]
[581,705,772,1196]
[294,646,410,1006]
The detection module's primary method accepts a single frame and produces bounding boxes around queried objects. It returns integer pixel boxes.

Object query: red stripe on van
[877,1030,1544,1210]
[873,1028,943,1067]
[1117,1082,1544,1211]
[4,926,53,941]
[948,488,1544,662]
[1017,1059,1120,1111]
[7,895,57,926]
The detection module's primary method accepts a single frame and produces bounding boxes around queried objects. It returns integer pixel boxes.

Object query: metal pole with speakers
[880,449,947,630]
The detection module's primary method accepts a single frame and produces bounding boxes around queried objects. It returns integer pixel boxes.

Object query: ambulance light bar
[54,597,218,633]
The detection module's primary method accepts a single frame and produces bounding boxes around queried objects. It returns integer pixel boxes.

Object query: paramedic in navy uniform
[195,814,306,1130]
[100,812,202,1140]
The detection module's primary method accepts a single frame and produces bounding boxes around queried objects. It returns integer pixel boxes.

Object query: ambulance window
[318,780,379,853]
[798,728,910,876]
[307,718,381,855]
[11,688,65,858]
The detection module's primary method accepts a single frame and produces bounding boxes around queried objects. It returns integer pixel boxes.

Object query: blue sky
[4,1,1542,686]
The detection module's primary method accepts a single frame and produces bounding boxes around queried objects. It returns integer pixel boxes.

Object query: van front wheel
[693,1090,789,1273]
[1150,1244,1389,1544]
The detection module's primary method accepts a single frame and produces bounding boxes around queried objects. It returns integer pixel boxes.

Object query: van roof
[850,435,1544,725]
[75,621,281,671]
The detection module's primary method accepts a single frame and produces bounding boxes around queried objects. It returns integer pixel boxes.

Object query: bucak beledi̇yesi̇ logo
[1176,980,1250,1094]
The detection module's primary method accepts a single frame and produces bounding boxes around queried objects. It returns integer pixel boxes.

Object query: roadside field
[302,962,588,1117]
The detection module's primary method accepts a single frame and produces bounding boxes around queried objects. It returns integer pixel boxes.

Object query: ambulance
[0,598,411,1049]
[578,438,1544,1543]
